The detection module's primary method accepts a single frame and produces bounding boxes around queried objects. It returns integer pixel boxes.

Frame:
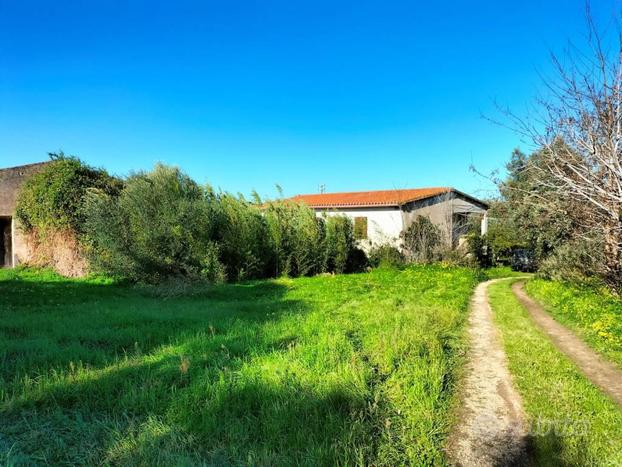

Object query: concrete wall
[403,192,487,246]
[0,162,50,266]
[314,207,404,251]
[0,162,50,216]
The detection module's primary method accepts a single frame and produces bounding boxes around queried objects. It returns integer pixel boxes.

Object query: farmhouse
[0,162,50,267]
[291,187,488,251]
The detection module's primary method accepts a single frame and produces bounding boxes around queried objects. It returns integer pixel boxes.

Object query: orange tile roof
[289,187,453,208]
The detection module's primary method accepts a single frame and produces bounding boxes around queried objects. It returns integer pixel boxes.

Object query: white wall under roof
[315,207,403,251]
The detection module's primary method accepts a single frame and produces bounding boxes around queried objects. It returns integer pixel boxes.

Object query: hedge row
[17,157,365,282]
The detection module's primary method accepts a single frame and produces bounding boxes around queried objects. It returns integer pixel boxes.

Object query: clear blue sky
[1,0,619,199]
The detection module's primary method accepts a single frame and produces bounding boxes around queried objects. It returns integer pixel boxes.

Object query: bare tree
[502,6,622,289]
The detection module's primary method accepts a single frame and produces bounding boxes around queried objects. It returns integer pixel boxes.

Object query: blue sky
[1,0,619,199]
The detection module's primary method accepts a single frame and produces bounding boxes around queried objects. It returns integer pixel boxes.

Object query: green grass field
[526,279,622,366]
[489,280,622,466]
[0,265,479,466]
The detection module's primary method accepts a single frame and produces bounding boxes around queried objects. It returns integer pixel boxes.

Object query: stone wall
[0,162,49,216]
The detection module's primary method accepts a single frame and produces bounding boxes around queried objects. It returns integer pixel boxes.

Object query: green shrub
[439,246,472,267]
[368,244,405,268]
[211,192,272,280]
[323,215,355,274]
[467,233,493,268]
[346,247,369,272]
[16,153,121,234]
[84,164,224,283]
[77,163,367,283]
[263,200,326,277]
[538,237,605,283]
[402,216,442,263]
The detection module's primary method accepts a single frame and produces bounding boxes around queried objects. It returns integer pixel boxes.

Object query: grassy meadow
[489,280,622,466]
[0,265,480,465]
[526,279,622,366]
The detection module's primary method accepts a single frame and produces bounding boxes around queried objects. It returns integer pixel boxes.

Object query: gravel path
[447,279,529,467]
[512,281,622,408]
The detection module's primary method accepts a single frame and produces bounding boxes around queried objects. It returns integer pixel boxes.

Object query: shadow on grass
[0,273,291,307]
[5,371,376,465]
[5,359,383,465]
[159,377,373,465]
[0,275,381,465]
[0,274,304,372]
[524,430,592,467]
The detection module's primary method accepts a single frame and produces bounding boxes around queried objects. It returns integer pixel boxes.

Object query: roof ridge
[289,187,459,208]
[292,186,452,198]
[0,161,52,172]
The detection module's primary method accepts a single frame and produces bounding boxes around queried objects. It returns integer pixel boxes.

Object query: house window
[354,216,368,240]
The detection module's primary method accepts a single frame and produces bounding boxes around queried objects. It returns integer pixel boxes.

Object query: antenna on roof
[319,184,326,194]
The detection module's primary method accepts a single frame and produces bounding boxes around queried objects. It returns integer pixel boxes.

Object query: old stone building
[0,162,50,267]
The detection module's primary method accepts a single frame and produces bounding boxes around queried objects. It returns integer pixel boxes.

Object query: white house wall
[310,192,488,251]
[315,207,404,251]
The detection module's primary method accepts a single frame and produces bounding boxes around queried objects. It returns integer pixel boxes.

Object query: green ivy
[15,153,122,234]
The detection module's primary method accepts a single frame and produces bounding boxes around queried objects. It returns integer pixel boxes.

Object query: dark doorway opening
[0,217,12,267]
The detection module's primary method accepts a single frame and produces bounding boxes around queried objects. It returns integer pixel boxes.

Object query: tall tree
[504,8,622,290]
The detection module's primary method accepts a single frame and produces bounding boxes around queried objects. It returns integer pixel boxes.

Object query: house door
[0,217,12,267]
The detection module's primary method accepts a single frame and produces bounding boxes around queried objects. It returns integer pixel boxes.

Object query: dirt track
[512,281,622,408]
[446,279,528,467]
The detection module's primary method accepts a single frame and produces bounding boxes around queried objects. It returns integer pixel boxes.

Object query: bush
[368,244,405,268]
[263,200,326,277]
[323,215,355,274]
[211,192,272,281]
[467,233,493,268]
[16,153,121,234]
[84,164,224,283]
[402,216,442,263]
[347,247,369,273]
[83,164,365,283]
[439,246,472,267]
[538,237,605,282]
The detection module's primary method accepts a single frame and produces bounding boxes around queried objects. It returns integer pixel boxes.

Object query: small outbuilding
[290,187,488,251]
[0,162,50,267]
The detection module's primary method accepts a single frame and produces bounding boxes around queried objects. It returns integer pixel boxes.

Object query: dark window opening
[452,213,472,245]
[0,217,12,267]
[354,216,368,240]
